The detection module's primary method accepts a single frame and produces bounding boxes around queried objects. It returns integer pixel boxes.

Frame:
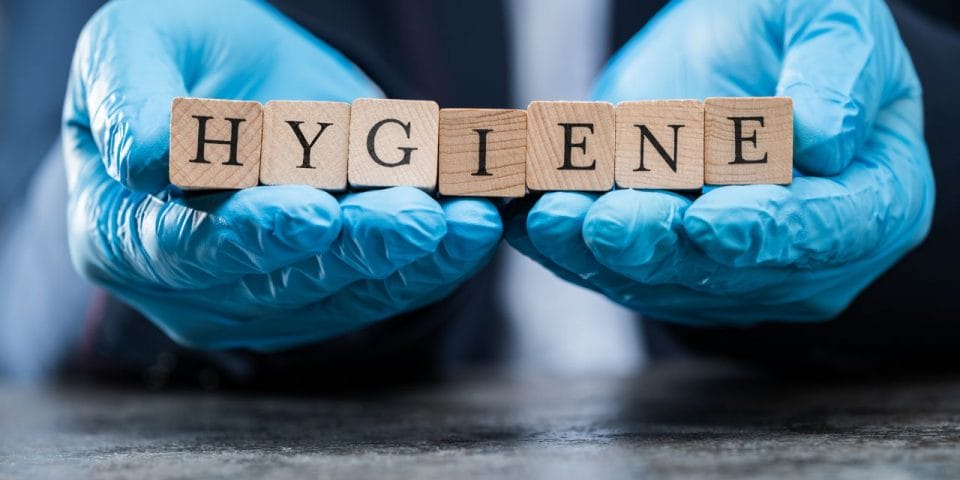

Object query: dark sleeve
[645,1,960,372]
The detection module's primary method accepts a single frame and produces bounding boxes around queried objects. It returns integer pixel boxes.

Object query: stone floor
[3,361,960,479]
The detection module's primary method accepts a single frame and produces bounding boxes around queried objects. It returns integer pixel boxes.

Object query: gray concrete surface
[3,361,960,479]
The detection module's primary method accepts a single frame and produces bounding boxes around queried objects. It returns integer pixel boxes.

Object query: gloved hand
[64,0,501,351]
[506,0,934,325]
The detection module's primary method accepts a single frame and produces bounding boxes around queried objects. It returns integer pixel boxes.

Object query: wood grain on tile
[348,98,440,191]
[260,100,350,190]
[439,108,526,197]
[169,97,262,190]
[526,101,615,192]
[704,97,793,185]
[616,100,703,190]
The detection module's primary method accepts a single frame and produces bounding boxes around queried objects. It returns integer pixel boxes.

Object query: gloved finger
[81,186,342,294]
[67,0,384,193]
[502,194,689,301]
[778,0,920,175]
[503,195,613,288]
[525,192,606,279]
[332,186,448,278]
[110,201,456,349]
[66,2,188,192]
[249,198,503,349]
[501,193,792,318]
[591,0,782,102]
[368,197,503,310]
[684,96,933,269]
[105,188,451,349]
[182,198,500,351]
[514,192,707,299]
[497,175,842,314]
[209,186,448,315]
[164,185,343,283]
[165,186,448,319]
[506,193,676,293]
[66,128,345,292]
[581,190,693,285]
[583,189,802,295]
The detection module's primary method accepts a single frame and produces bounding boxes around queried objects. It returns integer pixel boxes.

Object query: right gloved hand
[63,0,502,352]
[505,0,933,326]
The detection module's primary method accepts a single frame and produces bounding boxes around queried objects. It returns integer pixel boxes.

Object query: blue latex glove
[506,0,934,325]
[63,0,502,351]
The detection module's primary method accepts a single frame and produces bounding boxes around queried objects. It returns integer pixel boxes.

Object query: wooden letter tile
[615,100,703,190]
[169,97,262,190]
[260,100,350,190]
[526,101,614,192]
[348,98,439,190]
[704,97,793,185]
[438,109,526,197]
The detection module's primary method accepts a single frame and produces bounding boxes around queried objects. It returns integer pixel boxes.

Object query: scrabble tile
[260,101,350,190]
[526,101,614,192]
[438,108,526,197]
[615,100,704,190]
[348,98,439,190]
[704,97,793,185]
[169,97,262,190]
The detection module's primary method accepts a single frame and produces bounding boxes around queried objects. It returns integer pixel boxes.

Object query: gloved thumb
[777,0,920,176]
[65,2,187,193]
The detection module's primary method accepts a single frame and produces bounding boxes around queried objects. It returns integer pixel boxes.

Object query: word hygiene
[170,97,793,195]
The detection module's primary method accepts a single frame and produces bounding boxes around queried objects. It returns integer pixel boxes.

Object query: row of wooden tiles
[169,97,793,196]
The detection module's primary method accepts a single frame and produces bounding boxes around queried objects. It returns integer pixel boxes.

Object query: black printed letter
[634,124,683,173]
[472,128,494,176]
[557,123,596,171]
[366,118,417,167]
[286,121,332,169]
[727,116,768,165]
[190,115,246,166]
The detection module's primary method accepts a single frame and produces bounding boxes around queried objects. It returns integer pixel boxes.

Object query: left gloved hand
[506,0,935,325]
[63,0,502,352]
